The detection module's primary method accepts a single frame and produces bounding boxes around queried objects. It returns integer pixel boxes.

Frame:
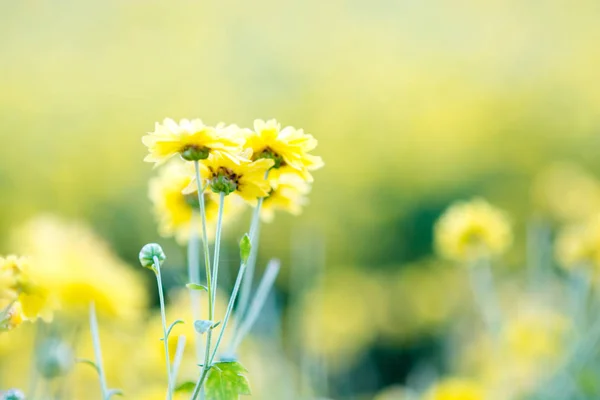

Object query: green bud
[210,175,237,195]
[36,338,73,379]
[256,148,283,168]
[139,243,166,269]
[239,234,252,264]
[181,145,210,161]
[2,389,26,400]
[194,320,215,334]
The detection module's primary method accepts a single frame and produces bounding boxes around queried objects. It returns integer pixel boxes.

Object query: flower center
[255,147,284,168]
[180,145,210,161]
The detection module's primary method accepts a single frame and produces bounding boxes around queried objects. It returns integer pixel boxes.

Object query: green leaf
[107,389,124,398]
[239,234,252,264]
[75,358,100,374]
[205,361,251,400]
[163,319,184,340]
[175,381,196,393]
[186,283,208,291]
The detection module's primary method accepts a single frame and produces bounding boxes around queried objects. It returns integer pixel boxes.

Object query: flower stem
[154,256,173,400]
[89,302,109,400]
[187,215,203,363]
[211,192,226,314]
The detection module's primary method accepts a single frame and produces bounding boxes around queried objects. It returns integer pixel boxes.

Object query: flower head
[435,198,512,262]
[149,161,246,243]
[142,118,244,164]
[244,119,323,182]
[261,173,310,222]
[424,378,484,400]
[555,214,600,270]
[185,150,274,204]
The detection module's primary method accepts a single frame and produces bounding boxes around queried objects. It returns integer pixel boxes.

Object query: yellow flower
[244,119,323,182]
[184,150,274,204]
[149,162,246,243]
[434,198,512,262]
[12,216,147,320]
[0,256,20,300]
[424,378,485,400]
[0,301,25,332]
[555,214,600,270]
[142,118,244,164]
[261,173,310,222]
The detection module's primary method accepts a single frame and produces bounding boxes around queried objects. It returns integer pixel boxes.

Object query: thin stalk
[233,197,264,337]
[468,256,502,337]
[171,335,187,385]
[192,191,225,400]
[89,302,109,400]
[154,256,173,400]
[187,215,203,363]
[229,259,280,352]
[194,160,214,397]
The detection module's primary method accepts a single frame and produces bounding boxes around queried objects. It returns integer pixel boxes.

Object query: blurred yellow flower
[142,118,244,164]
[149,161,246,243]
[12,216,147,320]
[245,119,323,182]
[424,378,484,400]
[261,173,310,222]
[555,214,600,270]
[435,199,512,262]
[0,301,24,332]
[0,256,20,300]
[184,150,274,204]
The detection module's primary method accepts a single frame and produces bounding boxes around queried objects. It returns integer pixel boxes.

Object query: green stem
[89,302,109,400]
[211,192,226,314]
[187,214,203,363]
[234,197,264,337]
[154,256,173,400]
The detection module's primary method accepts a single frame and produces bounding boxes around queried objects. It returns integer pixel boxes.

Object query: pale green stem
[187,215,203,363]
[170,335,187,385]
[229,259,280,353]
[211,192,226,311]
[89,302,109,400]
[153,256,173,400]
[191,192,226,400]
[468,256,502,337]
[194,160,214,398]
[233,197,264,337]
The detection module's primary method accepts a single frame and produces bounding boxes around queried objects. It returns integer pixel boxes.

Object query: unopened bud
[139,243,166,269]
[181,145,210,161]
[36,338,73,379]
[210,175,236,195]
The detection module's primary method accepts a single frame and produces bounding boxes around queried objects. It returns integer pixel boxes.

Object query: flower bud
[139,243,166,269]
[2,389,26,400]
[36,338,74,379]
[210,175,237,195]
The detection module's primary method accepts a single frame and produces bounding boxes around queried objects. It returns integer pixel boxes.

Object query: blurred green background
[2,0,600,398]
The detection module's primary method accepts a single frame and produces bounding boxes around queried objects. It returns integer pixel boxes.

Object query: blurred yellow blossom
[245,119,323,182]
[532,163,600,222]
[149,161,246,243]
[0,301,24,332]
[555,214,600,270]
[11,216,147,320]
[424,378,484,400]
[435,199,512,262]
[142,118,244,164]
[261,173,310,222]
[184,150,274,204]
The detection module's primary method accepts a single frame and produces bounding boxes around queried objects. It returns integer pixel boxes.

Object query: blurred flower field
[3,0,600,399]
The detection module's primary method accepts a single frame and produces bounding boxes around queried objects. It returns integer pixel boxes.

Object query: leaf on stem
[194,320,215,334]
[186,283,208,291]
[239,234,252,264]
[175,381,196,393]
[205,361,251,400]
[161,319,185,341]
[107,389,124,398]
[75,358,100,374]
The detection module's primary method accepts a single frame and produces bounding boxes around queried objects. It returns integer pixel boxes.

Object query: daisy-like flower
[184,150,274,204]
[261,173,311,222]
[149,162,246,243]
[555,214,600,270]
[424,378,484,400]
[244,119,323,182]
[142,118,244,164]
[434,198,512,262]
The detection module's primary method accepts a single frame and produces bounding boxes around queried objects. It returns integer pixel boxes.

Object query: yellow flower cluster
[143,118,323,241]
[434,198,512,262]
